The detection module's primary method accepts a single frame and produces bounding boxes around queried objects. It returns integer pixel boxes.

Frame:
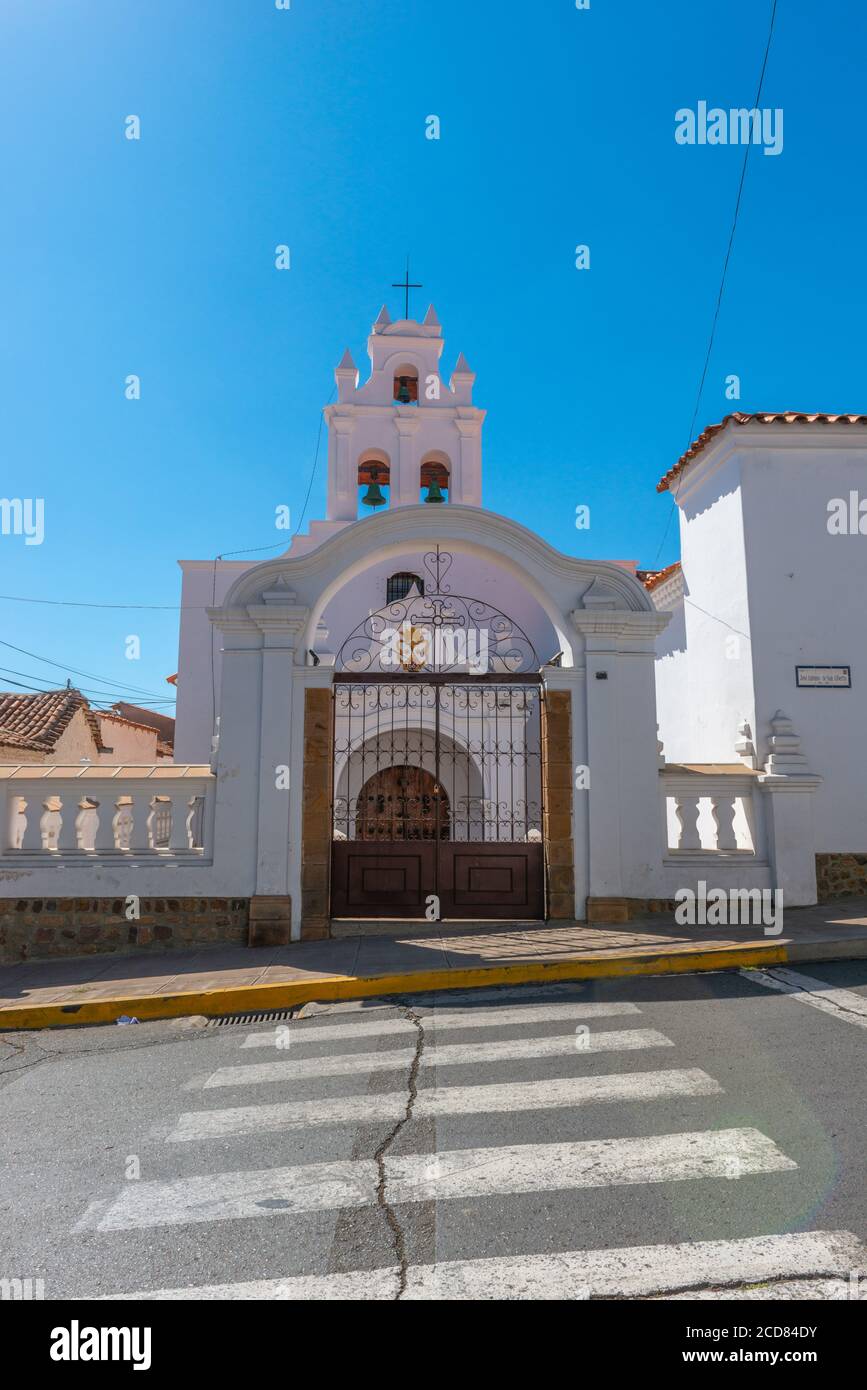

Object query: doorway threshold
[330,918,547,939]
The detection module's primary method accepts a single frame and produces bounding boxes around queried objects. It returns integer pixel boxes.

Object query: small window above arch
[386,571,424,604]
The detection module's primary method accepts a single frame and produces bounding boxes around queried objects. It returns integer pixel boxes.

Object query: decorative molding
[580,575,623,611]
[734,717,757,769]
[221,505,658,616]
[763,710,811,776]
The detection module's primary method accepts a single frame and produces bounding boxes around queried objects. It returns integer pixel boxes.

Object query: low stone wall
[816,854,867,902]
[0,897,249,963]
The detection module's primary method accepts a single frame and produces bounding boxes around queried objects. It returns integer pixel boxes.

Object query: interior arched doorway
[355,766,450,841]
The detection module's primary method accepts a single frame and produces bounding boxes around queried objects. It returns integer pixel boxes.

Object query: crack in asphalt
[0,1019,217,1085]
[755,968,867,1023]
[373,1005,425,1300]
[639,1268,851,1301]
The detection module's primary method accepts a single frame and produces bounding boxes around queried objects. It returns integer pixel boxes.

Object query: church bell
[362,467,386,508]
[396,375,413,404]
[424,479,445,504]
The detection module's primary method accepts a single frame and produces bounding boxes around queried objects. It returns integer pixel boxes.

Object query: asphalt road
[2,962,867,1300]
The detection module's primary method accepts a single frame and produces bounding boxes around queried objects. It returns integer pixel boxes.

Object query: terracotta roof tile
[657,413,867,494]
[636,561,682,592]
[0,689,107,755]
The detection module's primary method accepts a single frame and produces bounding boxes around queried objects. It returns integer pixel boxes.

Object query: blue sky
[1,0,864,713]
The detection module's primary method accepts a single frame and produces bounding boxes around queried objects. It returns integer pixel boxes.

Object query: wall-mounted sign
[795,665,851,689]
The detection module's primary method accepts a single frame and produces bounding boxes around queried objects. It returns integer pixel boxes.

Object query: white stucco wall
[175,560,256,762]
[739,444,867,852]
[650,583,689,763]
[676,451,756,763]
[663,425,867,855]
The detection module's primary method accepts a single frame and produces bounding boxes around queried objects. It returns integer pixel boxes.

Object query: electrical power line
[653,0,779,566]
[0,639,170,700]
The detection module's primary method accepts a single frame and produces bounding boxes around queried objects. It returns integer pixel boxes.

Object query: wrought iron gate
[330,674,545,920]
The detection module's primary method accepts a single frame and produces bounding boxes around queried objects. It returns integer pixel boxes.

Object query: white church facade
[2,306,866,957]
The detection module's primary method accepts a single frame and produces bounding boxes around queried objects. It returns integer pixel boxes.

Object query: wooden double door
[330,676,545,920]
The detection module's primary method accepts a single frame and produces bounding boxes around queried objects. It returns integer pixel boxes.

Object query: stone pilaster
[542,689,575,920]
[300,687,333,939]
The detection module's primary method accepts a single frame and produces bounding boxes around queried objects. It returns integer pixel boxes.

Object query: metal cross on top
[392,256,422,319]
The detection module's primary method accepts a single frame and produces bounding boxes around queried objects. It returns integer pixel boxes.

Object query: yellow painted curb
[0,940,792,1030]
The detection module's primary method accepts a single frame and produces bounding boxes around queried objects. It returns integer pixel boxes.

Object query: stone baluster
[185,797,201,849]
[674,794,701,850]
[711,794,738,851]
[7,794,25,850]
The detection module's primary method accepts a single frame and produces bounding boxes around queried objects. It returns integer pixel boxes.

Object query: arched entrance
[329,549,546,920]
[355,766,450,841]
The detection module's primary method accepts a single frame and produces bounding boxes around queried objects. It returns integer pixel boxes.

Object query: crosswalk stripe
[199,1028,673,1089]
[98,1269,402,1300]
[96,1229,859,1301]
[241,1001,642,1048]
[408,1229,862,1300]
[74,1127,795,1232]
[741,967,867,1030]
[167,1068,723,1142]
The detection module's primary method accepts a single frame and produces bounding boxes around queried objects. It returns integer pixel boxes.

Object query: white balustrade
[0,767,213,861]
[662,769,762,858]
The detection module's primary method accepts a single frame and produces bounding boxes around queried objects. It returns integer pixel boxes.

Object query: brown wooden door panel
[331,841,434,918]
[438,844,545,919]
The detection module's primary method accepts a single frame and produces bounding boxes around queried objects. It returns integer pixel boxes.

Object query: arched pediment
[224,506,652,609]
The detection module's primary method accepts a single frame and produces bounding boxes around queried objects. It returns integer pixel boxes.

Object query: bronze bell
[396,375,412,404]
[424,478,445,504]
[362,466,386,508]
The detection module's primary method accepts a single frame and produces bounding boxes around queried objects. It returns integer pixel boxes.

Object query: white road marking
[167,1068,723,1142]
[100,1267,401,1301]
[97,1230,861,1301]
[241,1000,641,1048]
[74,1127,795,1232]
[404,1230,860,1301]
[198,1028,673,1089]
[741,967,867,1030]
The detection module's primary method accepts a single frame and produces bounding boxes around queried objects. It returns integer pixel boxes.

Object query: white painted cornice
[570,610,671,639]
[394,412,423,435]
[454,416,484,437]
[245,604,309,635]
[323,403,484,423]
[206,610,263,649]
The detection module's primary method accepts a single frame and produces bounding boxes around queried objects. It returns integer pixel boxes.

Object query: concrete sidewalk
[3,899,867,1029]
